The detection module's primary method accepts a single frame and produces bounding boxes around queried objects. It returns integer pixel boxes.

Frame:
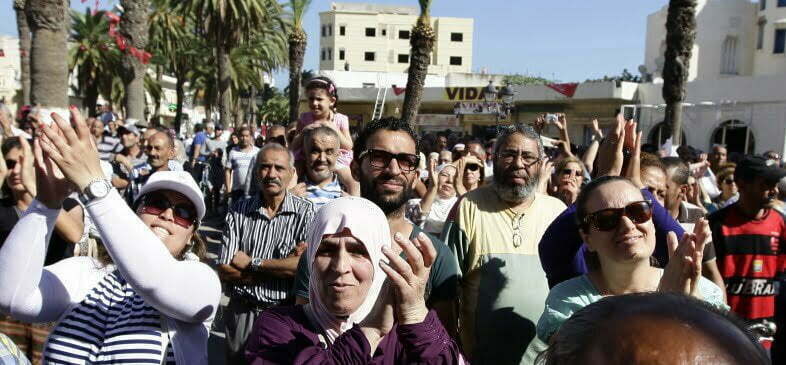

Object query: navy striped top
[43,271,176,364]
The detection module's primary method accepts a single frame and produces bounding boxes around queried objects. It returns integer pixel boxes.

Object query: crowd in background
[0,75,781,365]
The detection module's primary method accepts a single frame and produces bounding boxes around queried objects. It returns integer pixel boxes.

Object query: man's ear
[350,159,360,181]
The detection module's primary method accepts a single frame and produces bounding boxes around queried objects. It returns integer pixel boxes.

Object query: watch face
[90,180,110,198]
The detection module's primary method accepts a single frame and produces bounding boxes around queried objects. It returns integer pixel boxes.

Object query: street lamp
[483,80,498,102]
[499,84,515,120]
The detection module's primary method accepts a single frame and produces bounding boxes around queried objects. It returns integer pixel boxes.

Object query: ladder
[371,72,388,120]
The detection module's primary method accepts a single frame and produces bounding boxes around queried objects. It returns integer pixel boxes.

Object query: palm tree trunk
[174,74,186,133]
[84,80,99,117]
[118,0,150,123]
[401,15,435,124]
[288,29,306,124]
[662,0,697,145]
[14,0,32,106]
[249,86,258,127]
[27,0,69,109]
[217,43,233,128]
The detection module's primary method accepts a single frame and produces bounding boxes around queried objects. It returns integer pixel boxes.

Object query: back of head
[353,117,419,158]
[661,156,689,185]
[538,293,768,365]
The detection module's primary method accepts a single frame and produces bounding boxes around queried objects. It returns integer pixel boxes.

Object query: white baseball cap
[134,171,206,222]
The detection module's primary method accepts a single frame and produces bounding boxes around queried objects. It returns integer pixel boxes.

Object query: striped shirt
[225,147,259,192]
[304,174,344,210]
[97,136,122,161]
[43,271,176,364]
[220,193,315,305]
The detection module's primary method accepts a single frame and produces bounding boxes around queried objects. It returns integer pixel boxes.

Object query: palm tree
[400,0,435,124]
[148,0,191,130]
[178,0,287,127]
[14,0,31,105]
[662,0,697,145]
[27,0,69,109]
[287,0,311,125]
[69,9,120,116]
[118,0,151,123]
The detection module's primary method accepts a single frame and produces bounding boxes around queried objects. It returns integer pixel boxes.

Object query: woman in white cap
[245,197,466,363]
[0,107,221,364]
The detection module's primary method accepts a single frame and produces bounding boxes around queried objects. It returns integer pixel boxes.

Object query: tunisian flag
[547,83,579,98]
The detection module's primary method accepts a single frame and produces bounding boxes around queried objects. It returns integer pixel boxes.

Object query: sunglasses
[358,149,420,172]
[561,168,582,176]
[138,192,197,228]
[465,164,480,172]
[584,200,653,232]
[4,159,17,170]
[723,178,735,185]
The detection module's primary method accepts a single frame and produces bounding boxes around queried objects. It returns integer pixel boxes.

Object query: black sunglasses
[562,168,582,176]
[584,200,653,232]
[465,164,480,172]
[4,159,16,170]
[723,178,735,185]
[138,192,197,228]
[358,149,420,172]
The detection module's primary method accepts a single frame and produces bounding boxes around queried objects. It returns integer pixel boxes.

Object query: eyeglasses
[138,192,197,228]
[465,164,480,172]
[4,159,17,170]
[561,168,582,176]
[358,149,420,172]
[497,150,541,167]
[584,200,653,232]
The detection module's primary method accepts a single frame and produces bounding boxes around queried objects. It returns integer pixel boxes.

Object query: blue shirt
[191,131,208,162]
[304,175,343,210]
[538,189,685,288]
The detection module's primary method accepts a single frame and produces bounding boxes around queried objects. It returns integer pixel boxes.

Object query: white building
[0,35,22,108]
[638,0,786,156]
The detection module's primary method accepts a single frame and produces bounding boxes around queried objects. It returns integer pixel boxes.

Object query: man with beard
[708,156,786,357]
[218,143,314,364]
[290,126,344,209]
[224,126,259,203]
[291,117,461,336]
[443,123,566,364]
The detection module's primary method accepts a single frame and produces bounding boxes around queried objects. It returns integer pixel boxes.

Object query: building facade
[318,2,473,76]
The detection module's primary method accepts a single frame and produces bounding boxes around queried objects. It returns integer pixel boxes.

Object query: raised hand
[591,118,604,140]
[37,106,105,192]
[624,126,643,188]
[537,158,553,194]
[379,232,436,325]
[659,229,705,298]
[428,157,438,187]
[595,114,626,177]
[32,137,73,209]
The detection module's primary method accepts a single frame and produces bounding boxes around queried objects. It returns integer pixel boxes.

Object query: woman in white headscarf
[244,197,465,364]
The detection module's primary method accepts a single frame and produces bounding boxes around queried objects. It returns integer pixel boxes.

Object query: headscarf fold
[303,197,391,344]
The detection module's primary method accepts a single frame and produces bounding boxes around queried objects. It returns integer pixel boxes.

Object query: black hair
[352,117,420,159]
[1,137,22,199]
[574,176,635,232]
[661,156,690,185]
[305,76,339,111]
[536,292,769,365]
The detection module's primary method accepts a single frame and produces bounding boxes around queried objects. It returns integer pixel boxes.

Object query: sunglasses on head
[358,149,420,172]
[584,200,652,232]
[4,159,16,170]
[138,192,197,228]
[465,163,480,172]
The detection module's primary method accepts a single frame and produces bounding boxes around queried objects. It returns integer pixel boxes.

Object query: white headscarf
[303,197,391,344]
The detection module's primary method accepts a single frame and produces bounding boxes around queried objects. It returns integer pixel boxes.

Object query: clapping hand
[379,232,435,325]
[659,218,709,298]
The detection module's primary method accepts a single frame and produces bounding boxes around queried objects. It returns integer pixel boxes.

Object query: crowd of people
[0,75,782,365]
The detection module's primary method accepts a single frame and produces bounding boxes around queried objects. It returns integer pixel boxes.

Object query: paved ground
[198,214,230,364]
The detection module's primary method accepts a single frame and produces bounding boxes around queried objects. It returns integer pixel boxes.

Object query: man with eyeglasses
[708,156,786,357]
[291,117,461,337]
[443,123,566,364]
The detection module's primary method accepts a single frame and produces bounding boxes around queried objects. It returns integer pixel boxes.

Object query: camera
[546,114,558,123]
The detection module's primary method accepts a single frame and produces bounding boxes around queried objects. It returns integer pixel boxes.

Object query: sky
[1,0,671,86]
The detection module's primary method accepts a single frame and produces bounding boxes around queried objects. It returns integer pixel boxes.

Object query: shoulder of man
[288,193,316,213]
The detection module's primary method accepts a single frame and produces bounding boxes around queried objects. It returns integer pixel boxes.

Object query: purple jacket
[245,306,465,364]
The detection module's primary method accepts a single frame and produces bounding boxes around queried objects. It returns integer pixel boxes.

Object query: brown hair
[95,231,208,267]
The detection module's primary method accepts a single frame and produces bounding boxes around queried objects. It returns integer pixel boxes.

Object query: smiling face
[580,180,655,265]
[313,228,374,316]
[136,190,196,257]
[438,166,457,198]
[146,132,175,170]
[307,88,336,119]
[305,133,339,183]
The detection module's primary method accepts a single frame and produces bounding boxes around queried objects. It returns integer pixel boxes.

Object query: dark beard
[359,173,412,215]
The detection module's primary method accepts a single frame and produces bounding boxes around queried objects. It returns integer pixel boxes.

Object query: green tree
[177,0,287,127]
[14,0,31,105]
[662,0,697,145]
[287,0,311,125]
[258,86,289,124]
[148,0,191,130]
[400,0,435,124]
[69,9,120,116]
[503,74,552,86]
[27,0,69,109]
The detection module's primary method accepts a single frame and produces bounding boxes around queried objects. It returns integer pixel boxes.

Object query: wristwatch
[79,179,113,204]
[250,257,263,272]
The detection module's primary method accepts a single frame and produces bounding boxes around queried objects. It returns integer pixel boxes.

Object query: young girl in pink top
[291,77,359,195]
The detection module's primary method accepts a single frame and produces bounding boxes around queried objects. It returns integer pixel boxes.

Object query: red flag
[547,83,579,98]
[392,85,405,96]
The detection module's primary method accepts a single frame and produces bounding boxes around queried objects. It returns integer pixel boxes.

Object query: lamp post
[499,84,515,121]
[483,81,499,133]
[482,80,516,134]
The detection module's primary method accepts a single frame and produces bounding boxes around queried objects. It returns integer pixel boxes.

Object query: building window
[328,48,332,60]
[398,54,409,63]
[340,25,346,36]
[364,52,375,61]
[449,56,462,65]
[382,29,387,36]
[339,49,345,60]
[779,0,786,6]
[320,49,325,61]
[761,0,766,10]
[321,26,326,37]
[720,36,738,75]
[328,24,333,36]
[757,20,766,49]
[712,120,755,154]
[399,30,410,39]
[451,32,463,42]
[365,27,376,37]
[775,29,786,54]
